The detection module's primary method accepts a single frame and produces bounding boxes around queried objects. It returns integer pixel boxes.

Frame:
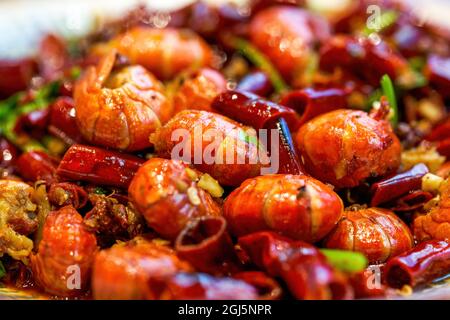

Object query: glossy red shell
[223,174,343,242]
[324,208,414,263]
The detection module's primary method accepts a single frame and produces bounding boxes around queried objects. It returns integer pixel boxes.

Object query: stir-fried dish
[1,0,450,300]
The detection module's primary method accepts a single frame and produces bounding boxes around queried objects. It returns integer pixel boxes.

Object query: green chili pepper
[320,248,368,273]
[232,37,289,94]
[380,74,399,127]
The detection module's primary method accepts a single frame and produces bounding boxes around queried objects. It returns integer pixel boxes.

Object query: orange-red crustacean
[223,174,343,243]
[31,206,98,296]
[324,207,414,263]
[151,110,269,186]
[93,27,215,80]
[296,108,402,189]
[171,68,226,114]
[73,50,172,151]
[414,178,450,242]
[92,238,193,300]
[128,158,221,240]
[249,6,330,82]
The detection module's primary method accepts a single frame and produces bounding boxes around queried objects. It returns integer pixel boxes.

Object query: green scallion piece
[380,74,398,127]
[320,248,368,273]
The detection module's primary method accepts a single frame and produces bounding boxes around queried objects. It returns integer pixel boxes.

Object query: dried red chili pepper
[155,272,258,300]
[237,70,273,97]
[175,216,241,275]
[56,144,145,189]
[319,35,408,86]
[370,163,429,207]
[212,90,300,131]
[279,87,347,127]
[233,271,283,300]
[384,240,450,288]
[48,97,84,145]
[15,150,59,184]
[390,190,434,212]
[349,266,387,299]
[238,231,353,300]
[0,58,36,98]
[37,34,69,81]
[0,137,19,168]
[426,116,450,158]
[13,108,50,139]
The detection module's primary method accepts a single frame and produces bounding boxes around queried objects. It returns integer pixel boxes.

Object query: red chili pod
[48,182,88,209]
[14,108,50,138]
[370,163,429,207]
[349,267,387,299]
[0,137,19,168]
[48,97,84,145]
[238,231,353,300]
[436,138,450,159]
[233,271,283,300]
[38,34,68,81]
[390,190,434,212]
[0,58,37,98]
[425,116,450,158]
[267,118,303,175]
[155,272,258,300]
[212,90,301,131]
[175,216,241,276]
[279,88,347,127]
[426,116,450,142]
[384,240,450,288]
[319,35,408,86]
[15,150,59,184]
[237,70,273,97]
[57,144,145,189]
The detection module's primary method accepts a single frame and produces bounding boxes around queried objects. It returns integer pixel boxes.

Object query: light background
[0,0,449,58]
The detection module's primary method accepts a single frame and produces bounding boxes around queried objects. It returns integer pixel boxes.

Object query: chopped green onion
[320,248,368,273]
[0,81,60,151]
[380,74,399,127]
[0,261,5,279]
[363,10,399,36]
[231,37,289,93]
